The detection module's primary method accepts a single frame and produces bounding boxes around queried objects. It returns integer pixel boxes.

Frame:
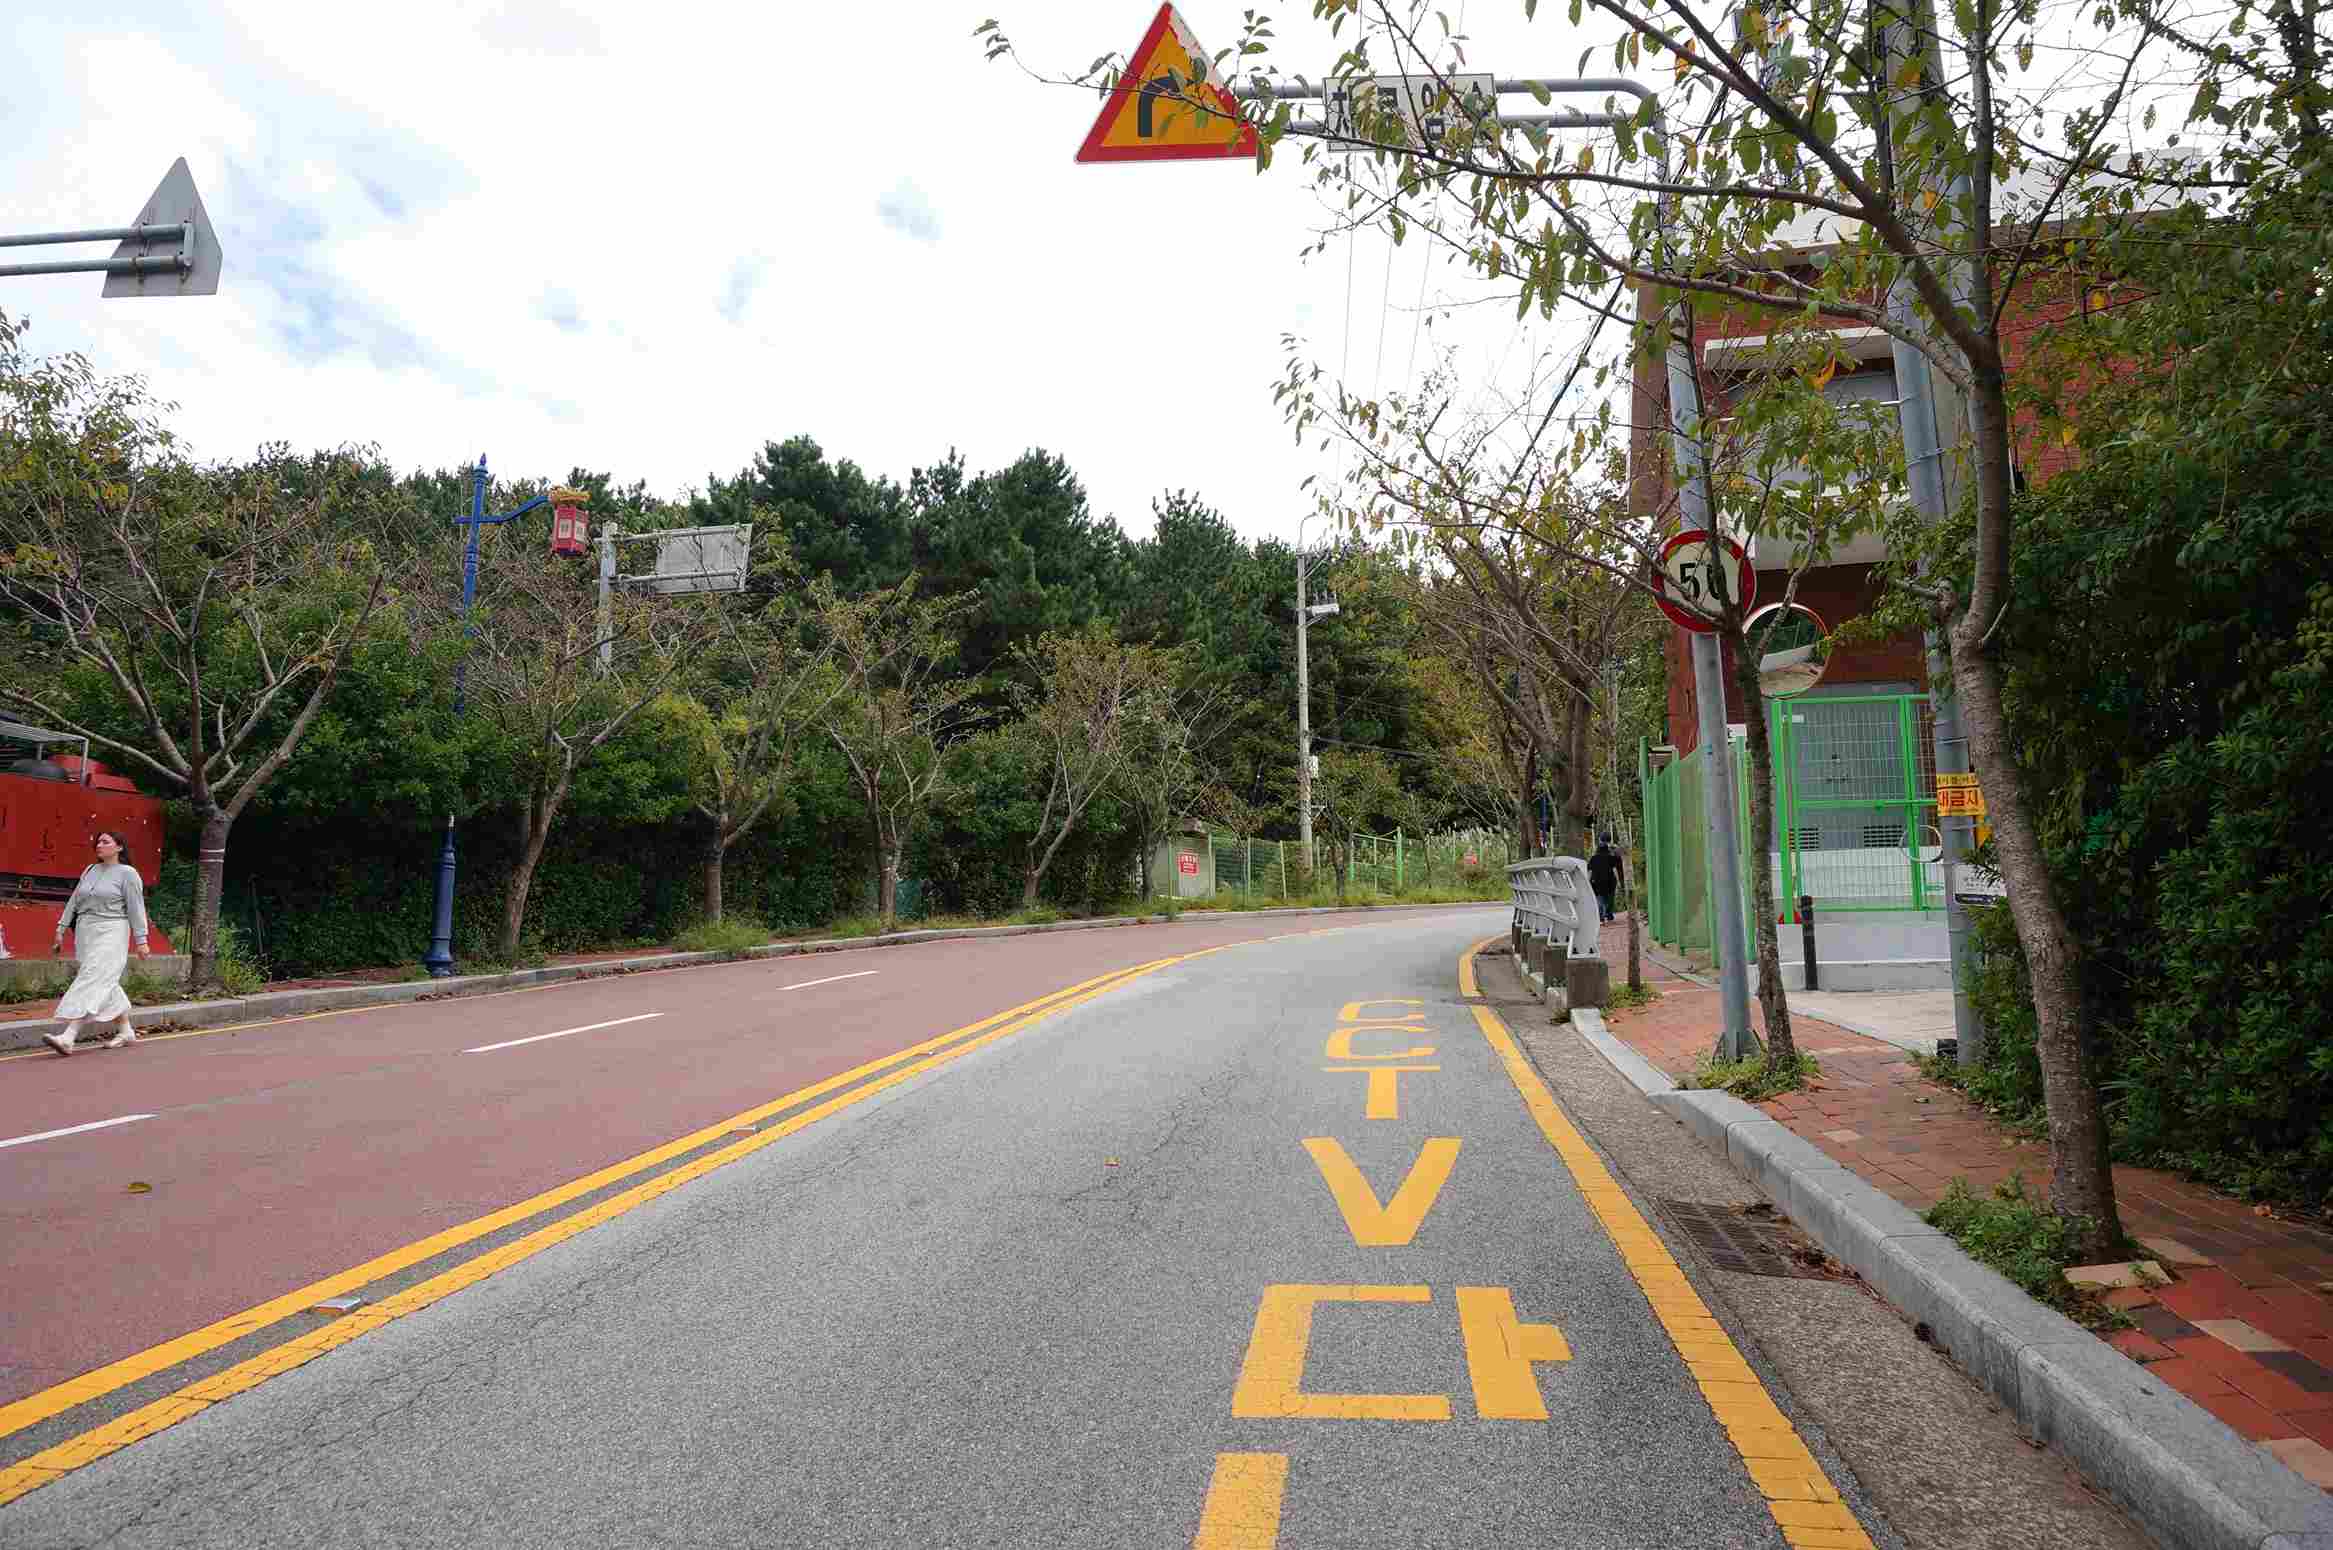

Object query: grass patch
[1602,982,1659,1013]
[672,916,773,957]
[1006,906,1064,926]
[1924,1175,2137,1331]
[120,968,188,1004]
[3,968,77,1003]
[1684,1050,1822,1100]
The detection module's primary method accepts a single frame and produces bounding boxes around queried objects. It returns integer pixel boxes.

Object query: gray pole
[1649,109,1759,1060]
[1296,541,1315,876]
[1880,0,1986,1063]
[596,522,619,676]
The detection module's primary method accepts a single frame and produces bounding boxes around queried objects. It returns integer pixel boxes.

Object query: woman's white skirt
[55,916,133,1022]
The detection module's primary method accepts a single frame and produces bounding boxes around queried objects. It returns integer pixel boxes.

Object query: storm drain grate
[1657,1199,1851,1280]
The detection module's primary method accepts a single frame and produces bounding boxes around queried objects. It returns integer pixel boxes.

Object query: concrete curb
[1,899,1505,1054]
[1571,1020,2333,1550]
[1570,1008,1674,1095]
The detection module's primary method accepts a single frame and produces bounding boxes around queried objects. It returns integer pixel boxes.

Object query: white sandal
[106,1027,137,1049]
[42,1031,76,1057]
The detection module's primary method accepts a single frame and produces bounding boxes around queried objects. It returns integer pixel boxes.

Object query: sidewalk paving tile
[1604,942,2333,1499]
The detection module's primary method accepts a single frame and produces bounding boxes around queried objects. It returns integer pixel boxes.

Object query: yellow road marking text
[1301,1137,1460,1247]
[1230,1284,1450,1421]
[1337,998,1424,1021]
[1322,1026,1437,1060]
[1323,1064,1438,1120]
[1456,1286,1573,1420]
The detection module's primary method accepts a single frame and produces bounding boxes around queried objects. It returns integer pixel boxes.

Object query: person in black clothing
[1587,835,1623,923]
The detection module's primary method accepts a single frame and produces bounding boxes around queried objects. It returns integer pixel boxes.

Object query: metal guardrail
[1507,856,1601,961]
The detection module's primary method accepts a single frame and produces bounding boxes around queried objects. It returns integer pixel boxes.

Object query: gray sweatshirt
[59,863,150,948]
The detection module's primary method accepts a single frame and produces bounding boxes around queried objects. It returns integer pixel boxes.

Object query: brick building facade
[1630,268,2090,753]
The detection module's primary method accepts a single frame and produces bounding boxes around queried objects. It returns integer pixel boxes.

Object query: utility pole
[1296,540,1314,872]
[1877,0,1986,1063]
[596,522,620,675]
[1293,514,1341,875]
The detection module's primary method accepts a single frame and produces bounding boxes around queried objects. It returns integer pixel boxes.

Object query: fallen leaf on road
[125,1182,151,1194]
[1104,1158,1119,1167]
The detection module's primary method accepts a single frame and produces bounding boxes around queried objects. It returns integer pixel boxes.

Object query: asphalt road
[3,907,1876,1546]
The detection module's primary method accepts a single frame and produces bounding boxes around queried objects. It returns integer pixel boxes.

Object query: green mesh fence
[1643,693,1939,955]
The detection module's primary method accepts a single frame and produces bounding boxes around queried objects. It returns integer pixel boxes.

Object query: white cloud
[875,179,943,245]
[0,0,1628,541]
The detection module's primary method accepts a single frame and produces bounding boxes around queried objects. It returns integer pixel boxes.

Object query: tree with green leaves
[1006,630,1178,907]
[675,579,858,925]
[437,506,724,961]
[980,0,2300,1251]
[819,581,980,926]
[0,314,394,989]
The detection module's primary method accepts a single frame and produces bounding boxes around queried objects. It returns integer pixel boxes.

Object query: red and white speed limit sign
[1653,530,1755,633]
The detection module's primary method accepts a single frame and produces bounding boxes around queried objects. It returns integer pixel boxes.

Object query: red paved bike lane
[0,910,1491,1404]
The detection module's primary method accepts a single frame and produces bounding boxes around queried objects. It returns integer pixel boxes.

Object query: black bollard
[1799,895,1818,990]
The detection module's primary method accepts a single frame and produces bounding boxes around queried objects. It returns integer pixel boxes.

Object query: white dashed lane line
[463,1014,666,1055]
[0,1113,156,1150]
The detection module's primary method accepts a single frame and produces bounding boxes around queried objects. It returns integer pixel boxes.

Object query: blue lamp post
[422,453,561,977]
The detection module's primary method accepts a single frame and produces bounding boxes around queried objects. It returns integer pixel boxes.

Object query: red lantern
[548,487,589,559]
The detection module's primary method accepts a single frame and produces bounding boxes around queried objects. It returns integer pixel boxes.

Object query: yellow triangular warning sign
[1076,3,1258,163]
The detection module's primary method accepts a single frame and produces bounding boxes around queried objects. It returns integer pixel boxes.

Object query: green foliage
[1924,1176,2134,1332]
[1946,270,2333,1205]
[1686,1051,1820,1100]
[1602,982,1658,1012]
[672,916,773,957]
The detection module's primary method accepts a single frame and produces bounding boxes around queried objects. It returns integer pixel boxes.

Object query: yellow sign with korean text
[1936,772,1985,818]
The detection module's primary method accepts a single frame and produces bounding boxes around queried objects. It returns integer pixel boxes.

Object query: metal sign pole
[596,523,620,676]
[0,161,224,296]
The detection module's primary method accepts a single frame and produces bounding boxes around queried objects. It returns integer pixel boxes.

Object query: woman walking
[43,830,152,1056]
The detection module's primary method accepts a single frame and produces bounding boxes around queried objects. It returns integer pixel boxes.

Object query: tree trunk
[1955,366,2124,1258]
[1627,907,1642,993]
[1519,745,1542,857]
[703,832,726,924]
[1022,864,1042,910]
[877,836,901,928]
[1950,620,2123,1253]
[1137,829,1156,903]
[502,796,556,963]
[1729,630,1796,1062]
[186,806,232,991]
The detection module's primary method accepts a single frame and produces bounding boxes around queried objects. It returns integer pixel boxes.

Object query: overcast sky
[3,0,1614,545]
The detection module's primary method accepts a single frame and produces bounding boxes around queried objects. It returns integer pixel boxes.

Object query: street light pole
[1296,526,1315,875]
[1293,511,1343,879]
[422,454,553,978]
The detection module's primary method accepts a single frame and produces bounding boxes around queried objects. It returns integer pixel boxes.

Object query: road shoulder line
[0,957,1173,1455]
[1461,941,1876,1550]
[1567,1009,2333,1550]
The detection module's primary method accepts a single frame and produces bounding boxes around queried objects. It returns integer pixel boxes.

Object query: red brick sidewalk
[1597,941,2333,1493]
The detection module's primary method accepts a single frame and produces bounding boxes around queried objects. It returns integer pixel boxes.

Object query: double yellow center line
[0,951,1194,1507]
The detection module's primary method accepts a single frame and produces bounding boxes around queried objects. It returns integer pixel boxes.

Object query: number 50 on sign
[1653,530,1755,634]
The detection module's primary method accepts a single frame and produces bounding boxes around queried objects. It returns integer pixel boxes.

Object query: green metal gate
[1642,693,1940,955]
